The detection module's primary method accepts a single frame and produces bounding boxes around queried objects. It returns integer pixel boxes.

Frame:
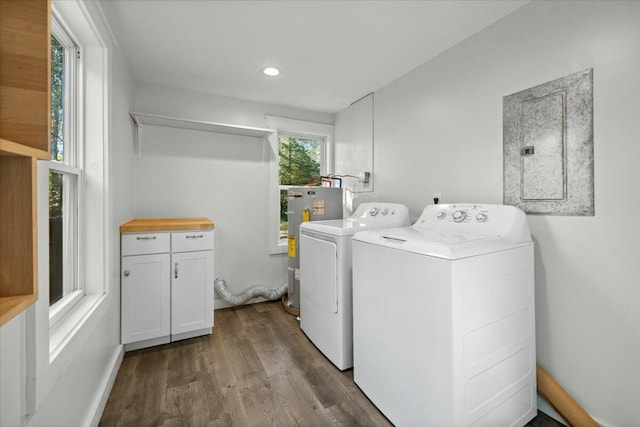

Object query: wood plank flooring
[100,301,563,427]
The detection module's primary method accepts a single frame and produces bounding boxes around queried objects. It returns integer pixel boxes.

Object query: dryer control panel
[352,202,410,225]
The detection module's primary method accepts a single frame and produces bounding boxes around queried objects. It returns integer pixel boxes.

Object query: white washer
[352,204,536,427]
[299,202,410,370]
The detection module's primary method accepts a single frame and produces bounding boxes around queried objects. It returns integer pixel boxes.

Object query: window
[28,0,112,415]
[278,135,324,239]
[48,21,83,322]
[36,0,111,365]
[266,117,334,253]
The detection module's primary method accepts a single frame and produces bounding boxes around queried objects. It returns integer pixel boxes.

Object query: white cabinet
[170,231,214,337]
[121,252,171,345]
[121,226,214,351]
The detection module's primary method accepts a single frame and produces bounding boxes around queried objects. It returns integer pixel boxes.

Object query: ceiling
[103,0,528,114]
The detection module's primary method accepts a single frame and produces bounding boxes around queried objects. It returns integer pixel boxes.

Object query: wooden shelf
[0,150,38,327]
[0,0,49,327]
[0,0,51,152]
[1,137,49,159]
[0,295,38,327]
[129,112,274,157]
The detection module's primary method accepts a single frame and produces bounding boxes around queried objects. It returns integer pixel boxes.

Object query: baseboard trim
[87,344,124,427]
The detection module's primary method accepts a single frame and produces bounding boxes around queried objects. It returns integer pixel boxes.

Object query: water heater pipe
[214,278,287,306]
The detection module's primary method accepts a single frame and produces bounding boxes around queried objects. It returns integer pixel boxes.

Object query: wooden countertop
[120,218,214,233]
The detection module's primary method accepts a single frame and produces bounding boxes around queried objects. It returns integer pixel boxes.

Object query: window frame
[47,162,83,326]
[27,0,113,419]
[34,0,111,385]
[277,133,326,240]
[48,19,84,327]
[266,116,334,254]
[51,16,80,166]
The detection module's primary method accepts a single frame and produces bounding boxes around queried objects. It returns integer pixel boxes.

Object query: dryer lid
[300,202,410,237]
[301,218,370,236]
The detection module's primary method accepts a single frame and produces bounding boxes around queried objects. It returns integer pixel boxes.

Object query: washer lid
[353,226,523,260]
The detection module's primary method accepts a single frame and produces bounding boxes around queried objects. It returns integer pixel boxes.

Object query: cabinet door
[121,253,171,344]
[171,250,214,336]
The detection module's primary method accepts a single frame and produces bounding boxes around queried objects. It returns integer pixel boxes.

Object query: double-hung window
[48,19,83,325]
[278,135,324,239]
[30,0,111,413]
[267,117,334,253]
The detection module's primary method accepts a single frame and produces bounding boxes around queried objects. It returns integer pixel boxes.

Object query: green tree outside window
[278,136,322,237]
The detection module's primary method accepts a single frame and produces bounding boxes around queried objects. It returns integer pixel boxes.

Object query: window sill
[270,241,288,255]
[49,290,84,328]
[36,292,111,413]
[49,293,108,363]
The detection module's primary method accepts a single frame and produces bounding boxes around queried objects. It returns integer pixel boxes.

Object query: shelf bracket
[130,112,143,158]
[135,123,143,159]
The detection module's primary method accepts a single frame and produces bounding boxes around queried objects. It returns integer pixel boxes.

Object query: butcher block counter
[120,217,214,233]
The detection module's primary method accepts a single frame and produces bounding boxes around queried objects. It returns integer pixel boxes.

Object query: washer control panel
[408,203,530,245]
[411,203,530,244]
[421,204,491,225]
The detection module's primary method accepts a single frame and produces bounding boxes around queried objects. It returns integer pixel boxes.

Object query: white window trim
[28,0,114,418]
[266,116,334,254]
[49,289,82,326]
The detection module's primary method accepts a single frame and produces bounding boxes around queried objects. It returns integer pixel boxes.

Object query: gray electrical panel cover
[503,69,594,215]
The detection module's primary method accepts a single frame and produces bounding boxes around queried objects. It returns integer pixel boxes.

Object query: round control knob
[369,208,379,216]
[381,208,389,216]
[437,212,446,220]
[452,210,466,223]
[476,213,488,222]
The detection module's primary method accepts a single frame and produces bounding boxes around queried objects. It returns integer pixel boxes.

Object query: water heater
[286,187,343,310]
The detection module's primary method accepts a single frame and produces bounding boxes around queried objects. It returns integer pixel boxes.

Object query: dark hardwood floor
[100,301,563,426]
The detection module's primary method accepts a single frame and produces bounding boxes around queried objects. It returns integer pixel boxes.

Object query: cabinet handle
[136,236,157,241]
[124,270,130,277]
[185,234,203,239]
[174,262,178,279]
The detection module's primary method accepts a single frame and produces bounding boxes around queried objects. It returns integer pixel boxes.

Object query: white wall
[335,93,374,194]
[347,2,639,425]
[132,82,333,306]
[0,8,136,426]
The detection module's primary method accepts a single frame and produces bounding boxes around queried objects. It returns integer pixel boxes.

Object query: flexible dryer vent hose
[214,278,287,306]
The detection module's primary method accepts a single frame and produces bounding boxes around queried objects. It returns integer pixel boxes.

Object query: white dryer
[352,204,536,427]
[299,202,410,370]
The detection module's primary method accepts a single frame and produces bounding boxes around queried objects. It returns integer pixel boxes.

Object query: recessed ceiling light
[263,67,280,77]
